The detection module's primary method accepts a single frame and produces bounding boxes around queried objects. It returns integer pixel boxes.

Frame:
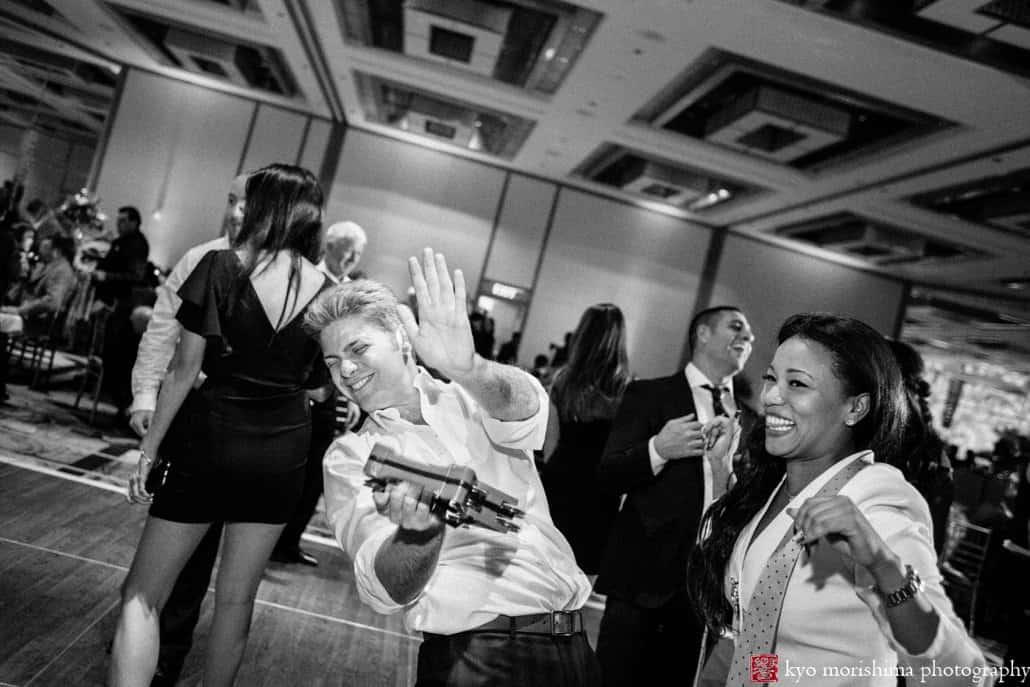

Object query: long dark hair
[887,339,953,554]
[550,303,631,422]
[229,163,324,328]
[687,313,908,634]
[887,339,942,478]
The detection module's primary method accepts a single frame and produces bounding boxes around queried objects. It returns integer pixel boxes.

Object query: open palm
[398,248,475,377]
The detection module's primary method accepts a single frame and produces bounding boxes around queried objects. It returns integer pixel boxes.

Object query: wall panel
[238,105,308,173]
[299,118,331,175]
[94,69,253,269]
[708,234,906,393]
[522,189,713,377]
[324,130,506,300]
[482,174,556,290]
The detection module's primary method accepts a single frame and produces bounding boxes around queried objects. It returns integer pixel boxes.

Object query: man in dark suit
[96,205,150,420]
[594,305,754,687]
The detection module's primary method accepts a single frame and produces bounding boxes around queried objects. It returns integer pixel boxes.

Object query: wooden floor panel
[0,541,122,686]
[0,464,145,568]
[31,593,418,687]
[0,461,602,686]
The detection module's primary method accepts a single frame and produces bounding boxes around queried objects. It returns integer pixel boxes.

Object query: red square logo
[749,654,779,683]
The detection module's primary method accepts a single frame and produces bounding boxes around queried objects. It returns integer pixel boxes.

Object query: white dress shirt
[726,451,985,686]
[322,367,592,635]
[646,363,739,509]
[129,237,228,413]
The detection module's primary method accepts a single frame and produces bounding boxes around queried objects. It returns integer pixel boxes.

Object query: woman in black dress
[540,303,631,575]
[109,164,331,687]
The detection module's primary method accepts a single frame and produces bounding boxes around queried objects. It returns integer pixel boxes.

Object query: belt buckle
[550,611,576,636]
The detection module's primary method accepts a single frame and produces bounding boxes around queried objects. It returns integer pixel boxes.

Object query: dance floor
[0,385,603,686]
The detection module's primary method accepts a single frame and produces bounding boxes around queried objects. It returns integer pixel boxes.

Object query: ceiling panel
[0,0,1026,367]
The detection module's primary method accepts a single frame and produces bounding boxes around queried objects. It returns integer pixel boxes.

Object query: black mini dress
[149,250,330,524]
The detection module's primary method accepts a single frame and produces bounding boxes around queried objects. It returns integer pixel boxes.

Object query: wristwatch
[882,565,924,608]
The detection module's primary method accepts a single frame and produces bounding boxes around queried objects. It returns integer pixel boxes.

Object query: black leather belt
[468,610,584,637]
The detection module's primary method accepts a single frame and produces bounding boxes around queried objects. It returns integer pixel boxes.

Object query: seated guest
[25,197,66,244]
[313,249,599,687]
[688,313,984,686]
[5,223,35,304]
[2,234,76,334]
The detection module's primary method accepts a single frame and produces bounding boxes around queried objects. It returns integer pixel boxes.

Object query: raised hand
[703,415,740,498]
[703,415,740,461]
[397,248,475,378]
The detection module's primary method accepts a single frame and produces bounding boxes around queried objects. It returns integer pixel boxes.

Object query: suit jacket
[595,372,704,609]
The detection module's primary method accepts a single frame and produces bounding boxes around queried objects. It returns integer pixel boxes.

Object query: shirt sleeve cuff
[129,392,158,414]
[353,526,409,615]
[648,436,668,475]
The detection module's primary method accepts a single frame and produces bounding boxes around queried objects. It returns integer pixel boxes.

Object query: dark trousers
[417,630,601,687]
[102,306,140,412]
[275,403,333,551]
[156,522,222,678]
[595,595,703,687]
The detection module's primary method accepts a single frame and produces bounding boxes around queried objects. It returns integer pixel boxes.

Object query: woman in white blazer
[688,313,985,687]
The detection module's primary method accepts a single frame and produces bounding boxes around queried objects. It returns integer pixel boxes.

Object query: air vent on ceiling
[777,214,986,266]
[164,28,249,86]
[403,0,512,77]
[576,144,759,212]
[355,72,533,158]
[402,95,479,147]
[703,85,851,163]
[618,159,709,204]
[918,0,1030,50]
[635,49,952,172]
[910,166,1030,239]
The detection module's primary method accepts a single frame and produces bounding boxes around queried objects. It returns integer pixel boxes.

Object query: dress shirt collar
[685,362,732,397]
[316,259,340,284]
[366,366,439,425]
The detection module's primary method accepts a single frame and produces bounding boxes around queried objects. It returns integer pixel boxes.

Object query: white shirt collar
[685,362,732,395]
[367,366,438,424]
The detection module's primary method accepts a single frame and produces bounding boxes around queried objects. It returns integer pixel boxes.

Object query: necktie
[702,384,728,418]
[726,458,869,686]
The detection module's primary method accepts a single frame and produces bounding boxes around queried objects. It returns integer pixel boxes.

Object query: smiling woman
[687,313,985,687]
[302,248,600,687]
[306,279,419,417]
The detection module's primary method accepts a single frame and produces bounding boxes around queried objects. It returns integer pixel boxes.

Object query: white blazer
[726,451,986,687]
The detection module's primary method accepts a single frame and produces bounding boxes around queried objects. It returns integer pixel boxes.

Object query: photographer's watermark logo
[750,654,779,683]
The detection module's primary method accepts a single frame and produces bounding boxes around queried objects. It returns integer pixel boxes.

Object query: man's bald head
[221,173,248,242]
[325,221,367,279]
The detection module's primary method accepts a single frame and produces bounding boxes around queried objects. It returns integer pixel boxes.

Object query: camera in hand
[363,442,525,533]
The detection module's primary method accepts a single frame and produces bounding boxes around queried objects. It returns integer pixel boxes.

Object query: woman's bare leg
[202,521,284,687]
[109,517,213,687]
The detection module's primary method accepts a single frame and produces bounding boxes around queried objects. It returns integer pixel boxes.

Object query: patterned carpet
[0,379,335,540]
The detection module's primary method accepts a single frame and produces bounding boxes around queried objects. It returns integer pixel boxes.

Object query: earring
[844,419,854,426]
